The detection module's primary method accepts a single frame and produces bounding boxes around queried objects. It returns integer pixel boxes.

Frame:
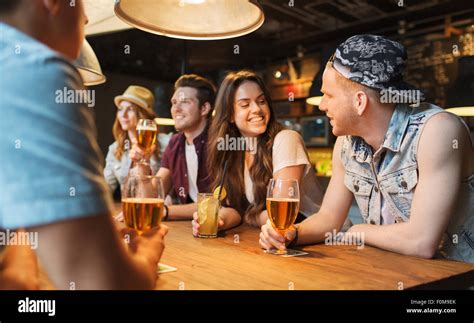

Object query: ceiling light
[74,39,106,86]
[84,0,132,36]
[114,0,265,40]
[445,107,474,117]
[154,118,176,126]
[446,56,474,117]
[307,46,337,106]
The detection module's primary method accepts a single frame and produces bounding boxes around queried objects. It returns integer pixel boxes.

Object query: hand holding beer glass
[266,179,300,255]
[122,175,165,234]
[135,119,157,166]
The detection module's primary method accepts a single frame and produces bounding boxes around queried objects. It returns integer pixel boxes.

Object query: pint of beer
[122,175,165,234]
[136,119,157,153]
[266,197,299,233]
[266,179,300,255]
[122,197,164,233]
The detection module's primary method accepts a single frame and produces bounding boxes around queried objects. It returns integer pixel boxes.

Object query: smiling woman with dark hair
[192,70,324,237]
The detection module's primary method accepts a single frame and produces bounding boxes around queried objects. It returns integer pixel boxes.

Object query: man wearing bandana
[260,35,473,263]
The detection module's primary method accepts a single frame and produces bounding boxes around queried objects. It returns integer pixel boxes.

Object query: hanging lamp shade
[114,0,265,40]
[445,107,474,116]
[84,0,132,36]
[154,118,176,126]
[306,78,323,106]
[74,39,106,86]
[446,56,474,117]
[306,45,337,106]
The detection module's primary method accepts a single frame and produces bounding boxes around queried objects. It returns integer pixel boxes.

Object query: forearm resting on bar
[168,203,197,220]
[295,208,347,246]
[219,207,242,231]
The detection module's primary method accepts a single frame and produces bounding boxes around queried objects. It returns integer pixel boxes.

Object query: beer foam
[122,198,164,203]
[266,197,299,202]
[136,125,157,131]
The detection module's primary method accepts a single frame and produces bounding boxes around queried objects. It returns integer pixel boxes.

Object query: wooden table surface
[156,221,474,290]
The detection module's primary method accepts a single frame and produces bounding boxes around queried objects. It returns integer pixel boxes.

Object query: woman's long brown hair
[112,104,159,161]
[208,70,284,227]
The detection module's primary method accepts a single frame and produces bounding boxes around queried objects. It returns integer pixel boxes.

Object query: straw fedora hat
[114,85,155,112]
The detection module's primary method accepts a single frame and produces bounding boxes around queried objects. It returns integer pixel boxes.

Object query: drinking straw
[217,160,228,200]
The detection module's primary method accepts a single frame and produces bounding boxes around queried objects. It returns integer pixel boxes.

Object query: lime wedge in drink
[213,186,227,201]
[198,197,210,224]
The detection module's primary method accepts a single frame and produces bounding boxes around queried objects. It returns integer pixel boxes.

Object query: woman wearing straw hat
[104,85,160,194]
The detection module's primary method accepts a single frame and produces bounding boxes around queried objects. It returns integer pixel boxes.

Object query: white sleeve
[272,130,311,174]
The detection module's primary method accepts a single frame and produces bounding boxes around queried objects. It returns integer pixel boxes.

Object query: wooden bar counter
[155,221,474,290]
[33,204,473,290]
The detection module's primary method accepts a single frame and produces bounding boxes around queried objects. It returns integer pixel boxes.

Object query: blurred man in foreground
[0,0,167,289]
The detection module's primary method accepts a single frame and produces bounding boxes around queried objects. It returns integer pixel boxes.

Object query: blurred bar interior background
[82,0,473,190]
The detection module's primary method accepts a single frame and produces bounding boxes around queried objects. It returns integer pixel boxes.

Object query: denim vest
[341,103,473,263]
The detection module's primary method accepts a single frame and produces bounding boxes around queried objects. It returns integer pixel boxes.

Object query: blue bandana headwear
[330,34,425,103]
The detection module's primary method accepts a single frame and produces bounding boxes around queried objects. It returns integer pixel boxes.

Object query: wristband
[163,205,169,221]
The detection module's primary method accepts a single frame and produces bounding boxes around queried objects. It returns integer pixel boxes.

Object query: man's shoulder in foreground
[0,22,80,81]
[0,23,112,230]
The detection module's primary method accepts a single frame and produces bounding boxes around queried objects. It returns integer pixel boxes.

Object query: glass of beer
[197,193,220,238]
[121,175,165,234]
[266,178,300,255]
[136,119,157,165]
